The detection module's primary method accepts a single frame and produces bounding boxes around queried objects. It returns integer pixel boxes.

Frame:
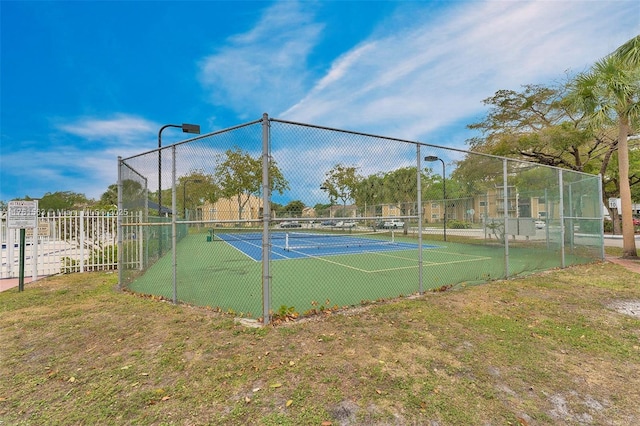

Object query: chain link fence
[118,114,604,324]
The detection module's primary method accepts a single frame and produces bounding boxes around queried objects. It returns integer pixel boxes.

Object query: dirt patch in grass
[1,264,639,425]
[608,300,640,318]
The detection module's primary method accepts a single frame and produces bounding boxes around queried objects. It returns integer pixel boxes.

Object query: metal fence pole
[597,174,605,260]
[172,145,178,304]
[559,169,565,268]
[117,157,124,289]
[79,210,85,273]
[416,145,423,294]
[262,113,271,325]
[503,159,510,278]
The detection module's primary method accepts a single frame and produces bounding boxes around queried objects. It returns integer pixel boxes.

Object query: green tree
[215,147,289,221]
[38,191,90,211]
[570,35,639,258]
[177,172,219,219]
[464,80,639,230]
[97,184,118,209]
[321,164,362,217]
[382,167,420,234]
[354,173,385,217]
[282,200,305,217]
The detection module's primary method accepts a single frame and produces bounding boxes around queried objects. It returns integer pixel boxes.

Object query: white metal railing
[0,210,127,279]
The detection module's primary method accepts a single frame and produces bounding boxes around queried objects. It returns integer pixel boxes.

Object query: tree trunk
[617,119,638,258]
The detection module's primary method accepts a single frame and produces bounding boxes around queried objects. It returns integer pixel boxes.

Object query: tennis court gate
[118,114,604,324]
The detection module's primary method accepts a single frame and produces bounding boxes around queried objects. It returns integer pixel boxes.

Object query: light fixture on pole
[424,156,446,242]
[158,123,201,216]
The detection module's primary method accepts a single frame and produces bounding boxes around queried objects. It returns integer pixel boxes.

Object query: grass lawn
[1,259,639,425]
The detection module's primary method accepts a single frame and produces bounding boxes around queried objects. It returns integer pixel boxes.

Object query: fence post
[503,159,510,278]
[79,210,85,273]
[597,174,605,260]
[7,218,14,278]
[138,211,144,271]
[559,169,565,268]
[261,113,271,325]
[172,145,178,304]
[416,144,423,294]
[117,157,124,289]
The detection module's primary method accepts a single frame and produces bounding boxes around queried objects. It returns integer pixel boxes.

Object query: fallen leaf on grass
[269,383,282,388]
[321,421,332,426]
[286,399,293,407]
[161,396,170,401]
[245,396,251,403]
[68,377,76,383]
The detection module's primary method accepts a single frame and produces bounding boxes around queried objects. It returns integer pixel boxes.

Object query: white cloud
[198,1,323,117]
[281,1,639,142]
[1,115,164,200]
[57,114,157,146]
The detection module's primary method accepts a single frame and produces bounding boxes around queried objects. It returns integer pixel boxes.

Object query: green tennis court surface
[128,231,594,318]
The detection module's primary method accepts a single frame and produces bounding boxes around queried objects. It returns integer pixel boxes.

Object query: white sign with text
[7,200,39,229]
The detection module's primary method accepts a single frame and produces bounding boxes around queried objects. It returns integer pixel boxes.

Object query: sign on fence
[26,222,51,237]
[7,201,38,229]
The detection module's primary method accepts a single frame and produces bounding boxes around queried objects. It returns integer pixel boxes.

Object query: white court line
[283,247,372,272]
[282,246,493,274]
[215,235,292,261]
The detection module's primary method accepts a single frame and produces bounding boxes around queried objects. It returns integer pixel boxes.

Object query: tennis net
[284,230,395,251]
[212,227,396,251]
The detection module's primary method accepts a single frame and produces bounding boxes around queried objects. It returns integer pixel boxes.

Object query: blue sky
[1,0,638,204]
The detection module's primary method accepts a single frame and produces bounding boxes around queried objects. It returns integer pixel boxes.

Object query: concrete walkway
[0,276,49,292]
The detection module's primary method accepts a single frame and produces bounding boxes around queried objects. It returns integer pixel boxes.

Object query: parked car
[535,220,546,229]
[338,221,357,228]
[383,219,405,229]
[633,216,640,226]
[279,221,301,228]
[320,220,337,227]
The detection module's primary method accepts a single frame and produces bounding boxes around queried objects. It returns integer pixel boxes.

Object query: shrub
[61,257,80,274]
[447,220,472,229]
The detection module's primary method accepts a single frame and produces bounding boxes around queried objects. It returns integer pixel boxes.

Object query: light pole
[157,123,200,258]
[183,179,203,219]
[158,123,201,216]
[425,156,446,241]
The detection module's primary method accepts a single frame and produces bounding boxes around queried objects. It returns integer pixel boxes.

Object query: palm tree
[571,36,639,258]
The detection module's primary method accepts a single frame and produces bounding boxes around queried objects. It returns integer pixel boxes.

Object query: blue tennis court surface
[213,230,439,261]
